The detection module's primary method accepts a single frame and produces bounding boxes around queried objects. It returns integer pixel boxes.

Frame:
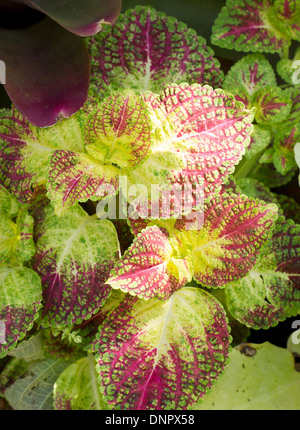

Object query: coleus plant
[0,3,299,411]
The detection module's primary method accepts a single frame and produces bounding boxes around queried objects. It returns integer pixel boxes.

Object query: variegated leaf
[85,91,153,168]
[276,47,300,85]
[0,185,20,219]
[236,177,281,207]
[249,163,297,188]
[47,150,119,216]
[0,186,35,265]
[245,125,272,160]
[88,5,223,98]
[225,216,300,328]
[222,54,277,108]
[270,0,300,41]
[273,125,300,175]
[125,83,255,213]
[252,86,292,125]
[275,193,300,224]
[187,193,278,287]
[53,355,107,410]
[33,203,120,327]
[0,265,42,358]
[106,226,192,300]
[95,287,231,410]
[0,108,85,204]
[211,0,292,54]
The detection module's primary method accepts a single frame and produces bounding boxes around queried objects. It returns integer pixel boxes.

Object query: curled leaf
[107,226,192,300]
[0,18,90,127]
[24,0,122,36]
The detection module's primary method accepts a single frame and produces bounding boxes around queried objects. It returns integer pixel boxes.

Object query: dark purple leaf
[23,0,122,36]
[0,17,90,127]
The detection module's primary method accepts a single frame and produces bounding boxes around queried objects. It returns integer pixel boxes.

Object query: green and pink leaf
[211,0,291,54]
[106,226,192,300]
[185,193,278,287]
[95,287,231,410]
[126,83,255,212]
[222,54,277,108]
[47,150,119,216]
[88,5,223,99]
[0,109,85,204]
[0,265,42,358]
[273,125,300,175]
[225,216,300,328]
[33,203,120,327]
[85,91,153,168]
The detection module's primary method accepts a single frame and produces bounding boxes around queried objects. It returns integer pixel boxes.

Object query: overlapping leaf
[211,0,295,54]
[0,358,31,397]
[275,193,300,224]
[222,54,277,108]
[33,203,120,327]
[0,185,20,219]
[222,54,292,126]
[273,125,300,175]
[0,265,42,358]
[95,287,231,410]
[85,91,153,167]
[53,355,107,410]
[120,192,278,300]
[126,83,255,213]
[249,163,297,188]
[0,108,85,204]
[245,125,272,160]
[106,226,192,300]
[276,47,300,85]
[185,193,278,288]
[4,357,73,410]
[88,5,223,99]
[270,0,300,41]
[236,177,280,207]
[0,186,35,265]
[47,89,153,215]
[48,83,254,217]
[47,150,119,216]
[268,86,300,176]
[225,216,300,329]
[253,86,291,125]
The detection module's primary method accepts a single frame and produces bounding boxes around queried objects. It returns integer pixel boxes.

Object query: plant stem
[233,150,264,180]
[281,46,289,60]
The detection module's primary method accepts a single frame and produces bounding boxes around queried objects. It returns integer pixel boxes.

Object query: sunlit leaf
[194,342,300,410]
[95,287,230,410]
